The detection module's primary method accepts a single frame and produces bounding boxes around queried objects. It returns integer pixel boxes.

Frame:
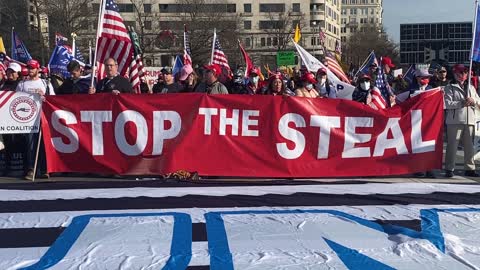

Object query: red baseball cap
[203,64,222,77]
[316,67,327,75]
[452,64,468,73]
[381,57,395,68]
[301,72,318,84]
[268,71,283,81]
[27,59,40,69]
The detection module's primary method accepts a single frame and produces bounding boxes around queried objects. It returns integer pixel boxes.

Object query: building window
[292,3,300,12]
[160,4,236,13]
[244,20,251,30]
[259,4,285,13]
[30,15,34,22]
[246,37,251,47]
[144,21,152,30]
[146,58,153,66]
[273,37,278,46]
[118,4,134,13]
[261,37,266,47]
[267,37,272,46]
[144,4,152,13]
[259,20,284,29]
[244,3,251,13]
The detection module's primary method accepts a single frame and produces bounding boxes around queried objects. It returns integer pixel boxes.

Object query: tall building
[0,0,49,62]
[79,0,342,68]
[340,0,383,43]
[400,22,472,65]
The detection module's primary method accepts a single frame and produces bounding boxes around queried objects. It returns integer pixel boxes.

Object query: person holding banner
[444,64,480,178]
[315,68,335,98]
[178,65,199,93]
[195,64,228,94]
[89,58,133,95]
[352,74,377,109]
[15,59,54,180]
[295,72,319,98]
[263,72,293,96]
[152,67,182,94]
[57,61,93,95]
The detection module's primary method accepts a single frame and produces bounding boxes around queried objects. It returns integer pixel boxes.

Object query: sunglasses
[438,70,447,73]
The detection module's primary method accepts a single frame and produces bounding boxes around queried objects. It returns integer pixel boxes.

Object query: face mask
[251,77,259,84]
[305,83,314,90]
[420,79,430,86]
[319,79,326,85]
[360,82,370,90]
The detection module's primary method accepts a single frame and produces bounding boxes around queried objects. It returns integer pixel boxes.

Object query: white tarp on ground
[0,183,480,269]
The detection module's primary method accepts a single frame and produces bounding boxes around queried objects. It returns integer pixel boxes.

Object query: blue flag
[472,4,480,62]
[11,31,32,63]
[172,55,184,78]
[356,51,377,77]
[74,47,86,64]
[403,64,416,85]
[48,45,76,79]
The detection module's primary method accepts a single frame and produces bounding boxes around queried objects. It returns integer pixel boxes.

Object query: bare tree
[42,0,95,43]
[0,0,47,62]
[261,8,306,51]
[343,24,399,69]
[128,0,156,56]
[174,0,242,65]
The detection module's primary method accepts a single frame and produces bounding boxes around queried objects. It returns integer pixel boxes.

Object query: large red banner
[41,90,444,177]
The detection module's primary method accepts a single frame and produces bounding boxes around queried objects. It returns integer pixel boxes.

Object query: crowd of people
[0,56,480,179]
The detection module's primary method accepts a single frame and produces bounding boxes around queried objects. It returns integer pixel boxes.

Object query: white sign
[0,91,42,134]
[142,67,163,89]
[393,68,403,77]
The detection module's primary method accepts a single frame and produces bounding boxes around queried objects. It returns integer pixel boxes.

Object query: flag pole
[210,28,216,65]
[354,50,374,78]
[88,40,92,65]
[91,0,105,88]
[11,27,14,58]
[468,0,479,97]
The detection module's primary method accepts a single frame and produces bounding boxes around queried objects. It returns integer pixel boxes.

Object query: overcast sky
[383,0,475,43]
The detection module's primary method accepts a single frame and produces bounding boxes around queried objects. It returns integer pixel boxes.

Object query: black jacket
[96,75,133,93]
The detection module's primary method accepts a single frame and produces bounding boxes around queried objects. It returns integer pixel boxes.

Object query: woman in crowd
[264,72,294,96]
[295,72,319,98]
[178,64,199,92]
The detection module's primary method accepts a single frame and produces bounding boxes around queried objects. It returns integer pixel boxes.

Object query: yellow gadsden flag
[294,23,301,43]
[0,36,6,54]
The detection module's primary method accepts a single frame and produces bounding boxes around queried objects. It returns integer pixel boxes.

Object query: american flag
[324,50,350,83]
[319,28,326,45]
[183,25,192,66]
[373,57,388,109]
[211,31,231,72]
[95,0,133,81]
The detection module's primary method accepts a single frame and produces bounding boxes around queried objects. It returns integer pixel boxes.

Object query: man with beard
[15,59,55,180]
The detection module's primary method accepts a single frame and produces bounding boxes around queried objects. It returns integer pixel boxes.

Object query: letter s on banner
[276,113,306,159]
[51,110,79,154]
